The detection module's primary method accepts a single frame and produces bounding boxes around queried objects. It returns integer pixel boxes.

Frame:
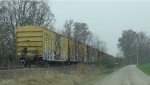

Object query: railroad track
[0,65,48,70]
[0,66,25,70]
[0,64,78,71]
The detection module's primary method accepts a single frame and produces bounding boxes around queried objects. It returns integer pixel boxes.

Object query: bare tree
[118,29,137,64]
[118,29,150,64]
[0,0,55,28]
[93,37,107,52]
[63,19,74,37]
[100,41,107,52]
[62,20,107,52]
[73,22,90,43]
[136,32,147,64]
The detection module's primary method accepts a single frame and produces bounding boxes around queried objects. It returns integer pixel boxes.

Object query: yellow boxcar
[43,28,56,61]
[16,26,43,59]
[93,48,98,62]
[68,38,76,61]
[60,35,69,61]
[75,41,80,61]
[87,46,94,63]
[91,47,96,62]
[17,25,102,64]
[79,43,87,62]
[83,44,87,62]
[16,26,56,61]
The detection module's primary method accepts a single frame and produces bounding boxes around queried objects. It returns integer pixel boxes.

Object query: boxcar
[79,42,87,62]
[55,33,61,60]
[68,38,76,62]
[16,26,44,61]
[75,41,80,62]
[87,46,92,62]
[43,27,56,61]
[93,49,98,62]
[90,47,95,62]
[87,46,98,63]
[97,51,101,62]
[16,26,58,65]
[60,35,69,61]
[16,25,113,66]
[94,48,99,62]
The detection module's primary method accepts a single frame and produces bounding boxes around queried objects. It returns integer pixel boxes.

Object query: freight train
[16,26,113,67]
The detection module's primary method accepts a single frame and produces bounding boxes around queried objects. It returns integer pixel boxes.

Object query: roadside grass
[137,64,150,75]
[0,64,120,85]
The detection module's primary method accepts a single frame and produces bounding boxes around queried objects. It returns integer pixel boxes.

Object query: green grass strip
[137,64,150,75]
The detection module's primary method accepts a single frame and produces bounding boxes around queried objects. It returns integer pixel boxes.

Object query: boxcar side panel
[68,38,76,61]
[79,43,83,62]
[79,43,87,62]
[83,44,87,62]
[87,46,93,63]
[43,28,56,61]
[75,41,80,61]
[91,48,95,62]
[50,31,56,61]
[95,49,98,62]
[61,36,69,61]
[93,48,98,62]
[55,34,61,60]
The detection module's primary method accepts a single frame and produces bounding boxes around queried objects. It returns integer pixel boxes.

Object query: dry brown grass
[77,63,88,74]
[0,64,114,85]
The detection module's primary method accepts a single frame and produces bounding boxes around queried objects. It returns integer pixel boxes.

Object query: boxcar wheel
[24,61,27,67]
[24,59,31,67]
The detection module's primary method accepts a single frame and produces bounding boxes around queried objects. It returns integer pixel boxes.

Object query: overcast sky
[48,0,150,56]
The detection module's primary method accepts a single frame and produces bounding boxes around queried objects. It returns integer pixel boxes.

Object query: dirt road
[95,65,150,85]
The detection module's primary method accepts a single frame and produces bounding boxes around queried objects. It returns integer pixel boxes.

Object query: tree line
[118,29,150,65]
[61,19,107,52]
[0,0,106,66]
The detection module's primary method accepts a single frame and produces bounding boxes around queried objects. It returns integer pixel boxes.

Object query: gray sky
[48,0,150,56]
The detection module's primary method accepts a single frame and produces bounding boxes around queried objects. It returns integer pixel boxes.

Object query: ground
[1,65,149,85]
[0,64,117,85]
[95,65,150,85]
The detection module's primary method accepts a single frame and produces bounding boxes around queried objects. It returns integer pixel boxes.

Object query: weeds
[0,64,118,85]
